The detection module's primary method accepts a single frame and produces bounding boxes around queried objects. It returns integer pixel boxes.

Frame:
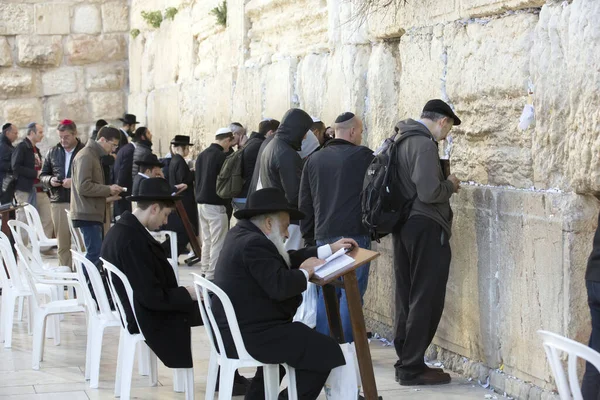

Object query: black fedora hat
[170,135,193,146]
[234,188,305,220]
[127,177,181,202]
[118,113,140,125]
[135,153,164,168]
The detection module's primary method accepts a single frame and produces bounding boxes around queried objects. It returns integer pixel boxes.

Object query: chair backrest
[71,250,113,320]
[538,330,600,400]
[192,273,252,361]
[24,204,51,243]
[100,258,142,336]
[65,210,85,253]
[0,231,25,290]
[14,243,44,308]
[8,219,43,266]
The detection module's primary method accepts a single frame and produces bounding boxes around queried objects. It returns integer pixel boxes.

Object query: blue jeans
[583,280,600,399]
[79,224,103,266]
[315,235,371,343]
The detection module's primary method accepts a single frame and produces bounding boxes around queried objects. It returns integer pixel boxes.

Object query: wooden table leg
[344,270,379,400]
[322,284,344,343]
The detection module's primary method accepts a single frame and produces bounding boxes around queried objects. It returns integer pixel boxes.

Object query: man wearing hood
[392,99,461,386]
[249,108,313,250]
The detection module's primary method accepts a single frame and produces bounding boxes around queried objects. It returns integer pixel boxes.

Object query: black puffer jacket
[250,109,312,216]
[240,132,266,198]
[11,137,40,193]
[131,140,152,179]
[0,133,14,184]
[40,140,84,203]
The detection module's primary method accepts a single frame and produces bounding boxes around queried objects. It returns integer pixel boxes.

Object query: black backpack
[361,130,428,240]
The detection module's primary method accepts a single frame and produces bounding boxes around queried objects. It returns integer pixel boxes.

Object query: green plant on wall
[165,7,178,21]
[130,28,140,39]
[210,1,227,27]
[141,10,163,28]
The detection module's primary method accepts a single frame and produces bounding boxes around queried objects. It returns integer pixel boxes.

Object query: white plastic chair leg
[2,291,16,348]
[137,341,150,376]
[204,353,218,400]
[52,314,61,346]
[115,329,125,397]
[17,296,24,321]
[27,296,33,336]
[218,363,236,400]
[174,369,183,392]
[84,318,93,380]
[118,335,137,400]
[185,368,194,400]
[32,314,47,370]
[284,364,298,400]
[149,348,158,387]
[89,325,105,389]
[263,364,281,400]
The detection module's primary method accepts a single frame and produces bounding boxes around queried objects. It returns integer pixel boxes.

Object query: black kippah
[335,112,355,123]
[2,123,11,131]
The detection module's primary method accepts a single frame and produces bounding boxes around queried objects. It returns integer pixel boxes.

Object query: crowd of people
[0,99,463,398]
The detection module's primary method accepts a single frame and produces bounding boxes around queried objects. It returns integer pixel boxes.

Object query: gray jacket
[394,119,455,236]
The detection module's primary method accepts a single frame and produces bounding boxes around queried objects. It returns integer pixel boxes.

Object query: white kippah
[215,127,233,137]
[311,116,321,123]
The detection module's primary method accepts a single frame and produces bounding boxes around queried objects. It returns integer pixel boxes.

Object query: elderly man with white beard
[212,187,356,400]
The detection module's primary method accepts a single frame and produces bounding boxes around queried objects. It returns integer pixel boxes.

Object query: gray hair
[250,212,283,228]
[420,111,447,122]
[26,122,37,136]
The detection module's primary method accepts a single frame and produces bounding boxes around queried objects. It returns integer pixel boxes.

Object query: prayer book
[314,248,355,279]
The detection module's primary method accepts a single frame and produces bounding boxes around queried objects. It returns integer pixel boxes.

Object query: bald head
[334,116,363,145]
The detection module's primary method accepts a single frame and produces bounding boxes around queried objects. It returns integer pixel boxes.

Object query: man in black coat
[116,113,138,153]
[113,130,136,218]
[101,178,202,369]
[231,118,280,211]
[40,120,84,269]
[195,128,233,281]
[213,187,356,400]
[131,127,153,179]
[0,123,18,203]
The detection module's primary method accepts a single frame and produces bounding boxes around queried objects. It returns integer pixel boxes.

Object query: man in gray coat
[393,99,461,386]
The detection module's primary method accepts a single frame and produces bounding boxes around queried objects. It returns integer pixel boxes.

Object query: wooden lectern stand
[310,248,382,400]
[174,200,202,266]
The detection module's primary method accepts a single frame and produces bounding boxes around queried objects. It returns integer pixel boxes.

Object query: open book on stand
[314,248,355,279]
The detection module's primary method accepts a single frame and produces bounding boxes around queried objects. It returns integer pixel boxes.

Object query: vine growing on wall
[165,7,178,21]
[130,28,141,38]
[352,0,408,26]
[141,10,163,28]
[211,1,227,27]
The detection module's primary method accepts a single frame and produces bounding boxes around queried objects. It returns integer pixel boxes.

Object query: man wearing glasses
[71,125,124,267]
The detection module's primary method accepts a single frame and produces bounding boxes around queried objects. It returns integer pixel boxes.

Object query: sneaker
[399,370,451,386]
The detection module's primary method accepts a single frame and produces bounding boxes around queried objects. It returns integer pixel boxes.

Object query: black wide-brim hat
[234,187,305,220]
[135,153,164,168]
[422,99,461,126]
[118,113,140,125]
[127,177,182,202]
[170,135,193,146]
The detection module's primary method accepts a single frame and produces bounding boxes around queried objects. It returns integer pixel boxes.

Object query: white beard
[267,221,291,268]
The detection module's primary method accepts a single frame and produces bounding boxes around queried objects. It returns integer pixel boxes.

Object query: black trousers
[393,216,451,379]
[582,280,600,399]
[245,365,329,400]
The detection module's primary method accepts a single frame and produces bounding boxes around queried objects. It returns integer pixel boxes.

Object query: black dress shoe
[215,371,252,396]
[394,365,444,382]
[399,370,451,386]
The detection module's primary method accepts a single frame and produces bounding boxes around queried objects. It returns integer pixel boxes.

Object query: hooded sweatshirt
[395,119,455,236]
[251,109,313,220]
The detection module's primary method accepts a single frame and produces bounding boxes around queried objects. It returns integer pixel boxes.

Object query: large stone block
[262,59,296,120]
[89,91,125,120]
[17,36,63,67]
[295,53,329,120]
[460,0,546,18]
[101,2,129,33]
[72,4,102,35]
[0,4,33,35]
[0,69,34,99]
[127,92,147,127]
[42,67,81,96]
[34,3,70,35]
[147,86,181,156]
[0,37,12,67]
[1,99,43,128]
[530,0,600,194]
[85,64,126,91]
[231,67,263,127]
[66,34,127,65]
[46,94,90,126]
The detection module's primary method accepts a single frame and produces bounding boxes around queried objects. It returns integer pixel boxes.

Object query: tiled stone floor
[0,254,494,399]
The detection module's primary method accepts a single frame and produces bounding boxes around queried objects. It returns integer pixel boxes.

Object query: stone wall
[128,0,600,396]
[0,0,129,151]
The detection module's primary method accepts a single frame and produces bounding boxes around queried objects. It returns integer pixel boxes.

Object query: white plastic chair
[102,258,194,400]
[72,250,122,388]
[149,230,179,282]
[16,243,85,370]
[538,330,600,400]
[24,204,57,248]
[65,210,85,254]
[192,273,298,400]
[0,231,56,348]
